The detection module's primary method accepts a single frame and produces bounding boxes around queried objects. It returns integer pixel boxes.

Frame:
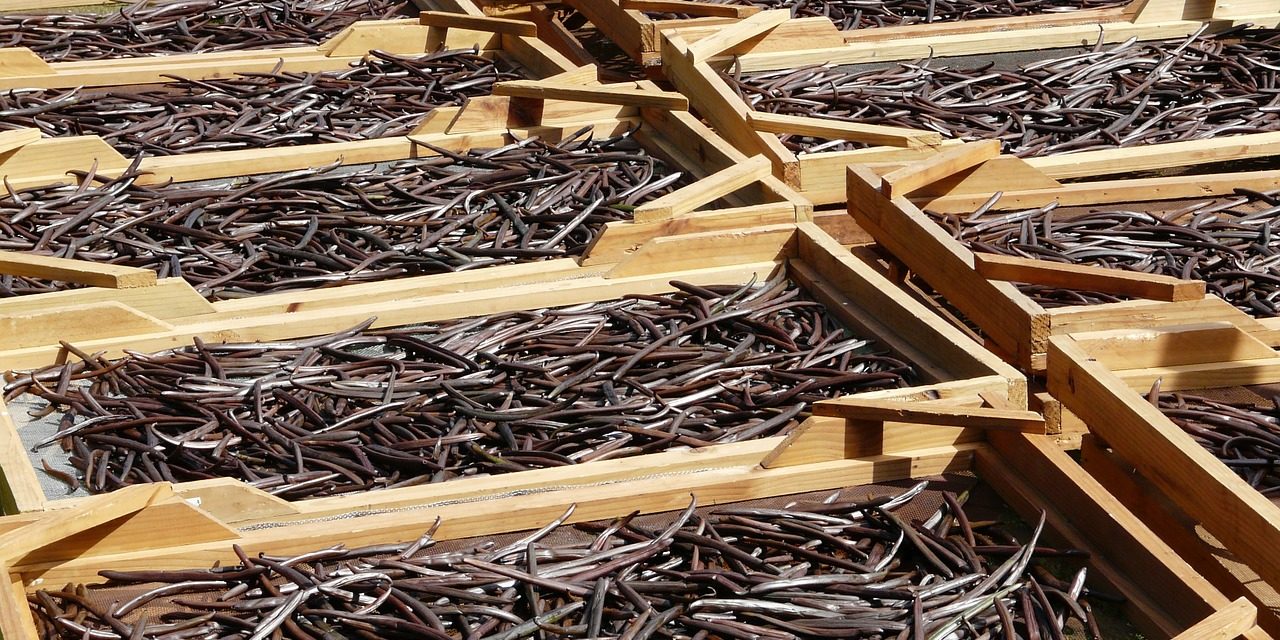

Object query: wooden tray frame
[0,223,1022,522]
[0,384,1267,639]
[1047,322,1280,637]
[840,156,1280,372]
[653,0,1280,191]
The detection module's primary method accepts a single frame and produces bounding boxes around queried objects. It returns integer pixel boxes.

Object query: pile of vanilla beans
[0,50,517,156]
[727,27,1280,156]
[1151,385,1280,495]
[710,0,1127,30]
[932,188,1280,317]
[11,274,915,498]
[29,484,1104,639]
[0,0,411,61]
[0,130,680,300]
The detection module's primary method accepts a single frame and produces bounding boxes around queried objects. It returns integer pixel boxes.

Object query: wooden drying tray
[0,389,1266,639]
[1046,321,1280,638]
[0,224,1021,520]
[840,146,1280,372]
[657,4,1280,188]
[0,57,734,192]
[0,97,811,355]
[0,12,573,90]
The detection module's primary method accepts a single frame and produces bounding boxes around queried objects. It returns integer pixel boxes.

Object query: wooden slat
[586,204,796,264]
[846,164,1047,368]
[0,301,173,351]
[622,0,759,17]
[0,128,39,156]
[1173,598,1258,639]
[0,398,43,514]
[979,431,1240,638]
[747,111,941,149]
[1067,323,1278,372]
[527,6,598,68]
[0,278,213,322]
[493,80,688,109]
[880,140,1001,198]
[2,484,172,563]
[684,10,792,62]
[1025,131,1280,180]
[633,155,772,221]
[1047,333,1280,598]
[0,48,53,77]
[0,563,37,640]
[419,10,538,35]
[974,252,1206,301]
[811,398,1046,433]
[604,224,795,278]
[0,250,155,289]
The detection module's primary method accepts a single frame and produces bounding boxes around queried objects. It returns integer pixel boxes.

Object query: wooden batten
[0,384,1249,639]
[1049,324,1280,603]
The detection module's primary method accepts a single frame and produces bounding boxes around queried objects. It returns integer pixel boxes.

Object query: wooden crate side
[1047,334,1280,595]
[1080,435,1280,637]
[978,431,1241,638]
[846,165,1047,368]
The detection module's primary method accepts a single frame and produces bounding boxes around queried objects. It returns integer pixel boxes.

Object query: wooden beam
[1047,334,1280,597]
[974,252,1206,302]
[0,301,174,351]
[1173,598,1258,639]
[0,250,156,289]
[2,484,173,564]
[880,140,1001,198]
[0,128,39,156]
[846,164,1047,368]
[419,10,538,35]
[493,80,688,109]
[0,562,37,640]
[622,0,759,17]
[0,48,53,78]
[0,398,43,514]
[1064,323,1278,372]
[684,9,790,62]
[605,224,794,278]
[633,155,772,221]
[812,398,1046,433]
[979,432,1240,638]
[1025,131,1280,180]
[747,111,941,149]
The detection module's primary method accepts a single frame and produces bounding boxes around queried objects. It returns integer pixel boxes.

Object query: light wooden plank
[501,34,579,78]
[13,444,978,584]
[880,140,1001,198]
[846,164,1047,368]
[727,20,1234,72]
[747,111,941,149]
[915,156,1062,197]
[0,48,53,78]
[419,10,538,35]
[0,278,213,322]
[812,398,1045,433]
[792,224,1024,394]
[922,167,1280,215]
[527,6,598,68]
[633,155,772,221]
[1048,295,1266,337]
[542,64,600,84]
[1173,598,1258,639]
[684,9,790,62]
[0,301,173,351]
[673,17,845,56]
[1047,334,1280,597]
[974,252,1206,302]
[1026,131,1280,180]
[1066,323,1278,372]
[0,398,43,514]
[495,79,687,109]
[604,224,795,278]
[1113,358,1280,392]
[0,250,155,289]
[0,262,778,370]
[0,129,38,156]
[979,432,1237,638]
[585,204,796,264]
[623,0,759,17]
[660,34,798,183]
[1079,437,1280,638]
[0,562,37,640]
[3,484,173,563]
[0,136,129,187]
